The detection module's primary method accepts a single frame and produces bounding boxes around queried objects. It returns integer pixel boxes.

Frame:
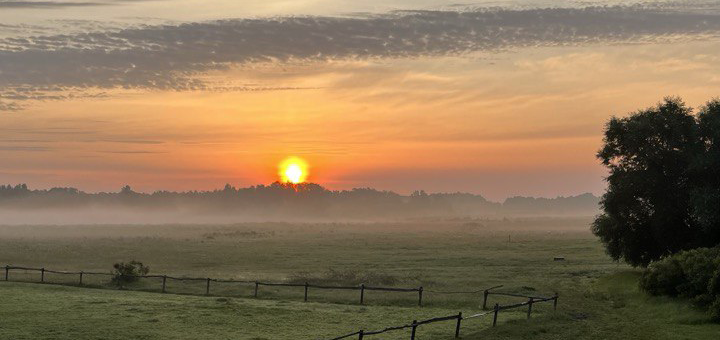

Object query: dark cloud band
[2,5,720,109]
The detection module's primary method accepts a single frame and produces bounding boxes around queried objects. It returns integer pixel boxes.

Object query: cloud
[0,1,102,8]
[0,0,152,8]
[2,5,720,110]
[0,145,51,151]
[101,150,166,154]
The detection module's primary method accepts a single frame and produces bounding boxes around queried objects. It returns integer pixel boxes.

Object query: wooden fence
[323,286,559,340]
[5,264,559,339]
[3,265,423,305]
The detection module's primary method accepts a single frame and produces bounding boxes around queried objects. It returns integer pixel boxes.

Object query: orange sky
[2,3,720,200]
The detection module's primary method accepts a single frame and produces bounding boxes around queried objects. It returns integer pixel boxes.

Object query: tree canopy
[593,97,720,266]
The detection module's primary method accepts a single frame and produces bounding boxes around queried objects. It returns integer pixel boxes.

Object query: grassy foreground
[2,272,719,340]
[1,220,719,339]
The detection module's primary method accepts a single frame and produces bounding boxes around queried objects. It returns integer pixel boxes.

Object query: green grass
[1,220,718,339]
[0,282,487,340]
[466,271,720,340]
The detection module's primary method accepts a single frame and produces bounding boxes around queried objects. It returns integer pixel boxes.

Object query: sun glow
[279,157,308,184]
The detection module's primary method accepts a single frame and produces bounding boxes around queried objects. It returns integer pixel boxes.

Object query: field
[1,218,719,339]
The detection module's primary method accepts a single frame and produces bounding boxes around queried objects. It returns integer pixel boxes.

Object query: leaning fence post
[41,268,45,283]
[161,275,167,293]
[206,278,211,295]
[418,286,424,306]
[79,271,83,286]
[553,293,558,310]
[410,320,418,340]
[358,330,364,340]
[455,312,462,338]
[304,282,309,302]
[254,282,259,298]
[492,303,499,327]
[4,265,8,281]
[360,283,365,305]
[527,297,534,319]
[482,290,489,310]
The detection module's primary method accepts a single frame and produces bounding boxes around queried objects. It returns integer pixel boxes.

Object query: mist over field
[0,183,599,224]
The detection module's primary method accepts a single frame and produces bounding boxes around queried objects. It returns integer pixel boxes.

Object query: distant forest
[0,182,599,219]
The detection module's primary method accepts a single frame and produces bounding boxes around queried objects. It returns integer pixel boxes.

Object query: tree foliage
[593,97,720,266]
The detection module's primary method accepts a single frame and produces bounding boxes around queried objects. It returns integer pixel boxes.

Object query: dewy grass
[1,221,719,339]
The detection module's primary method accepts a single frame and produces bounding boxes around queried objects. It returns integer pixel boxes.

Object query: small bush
[674,247,720,299]
[111,261,150,285]
[639,247,720,321]
[639,257,684,296]
[709,297,720,322]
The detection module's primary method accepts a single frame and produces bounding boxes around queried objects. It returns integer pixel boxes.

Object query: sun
[279,157,308,184]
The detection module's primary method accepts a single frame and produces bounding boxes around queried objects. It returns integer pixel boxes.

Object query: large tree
[692,100,720,246]
[593,97,709,266]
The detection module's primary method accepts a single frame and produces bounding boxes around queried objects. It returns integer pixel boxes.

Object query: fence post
[162,275,167,293]
[254,282,259,298]
[206,278,211,295]
[527,298,533,319]
[410,320,418,340]
[358,330,364,340]
[455,312,462,338]
[553,293,558,310]
[41,268,45,283]
[492,303,499,327]
[79,271,83,286]
[4,265,8,281]
[418,286,423,306]
[360,283,365,305]
[482,290,489,310]
[304,282,309,302]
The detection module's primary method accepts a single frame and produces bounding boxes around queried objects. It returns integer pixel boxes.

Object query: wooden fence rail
[3,265,423,305]
[3,264,560,339]
[322,291,559,340]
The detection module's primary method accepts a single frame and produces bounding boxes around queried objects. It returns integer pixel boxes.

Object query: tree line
[0,182,599,218]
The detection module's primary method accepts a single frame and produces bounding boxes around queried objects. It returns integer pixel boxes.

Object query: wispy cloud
[0,145,51,151]
[0,0,153,8]
[0,1,103,8]
[2,5,720,110]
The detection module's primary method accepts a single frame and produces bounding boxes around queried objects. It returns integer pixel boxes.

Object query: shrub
[639,256,684,296]
[639,247,720,321]
[111,261,150,285]
[710,297,720,322]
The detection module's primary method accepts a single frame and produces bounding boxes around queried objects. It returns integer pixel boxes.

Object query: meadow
[1,218,718,339]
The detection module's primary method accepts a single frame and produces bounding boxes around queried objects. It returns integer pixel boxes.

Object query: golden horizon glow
[279,157,308,184]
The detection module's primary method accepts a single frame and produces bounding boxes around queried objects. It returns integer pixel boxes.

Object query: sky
[1,1,720,200]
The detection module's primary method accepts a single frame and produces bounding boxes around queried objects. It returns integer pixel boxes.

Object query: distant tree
[593,97,720,266]
[120,185,134,195]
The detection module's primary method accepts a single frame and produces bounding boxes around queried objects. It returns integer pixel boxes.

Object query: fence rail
[3,264,424,305]
[4,264,559,340]
[322,290,559,340]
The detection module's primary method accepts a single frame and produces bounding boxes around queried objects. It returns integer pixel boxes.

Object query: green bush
[639,257,684,296]
[675,248,720,300]
[111,261,150,286]
[710,297,720,322]
[640,247,720,321]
